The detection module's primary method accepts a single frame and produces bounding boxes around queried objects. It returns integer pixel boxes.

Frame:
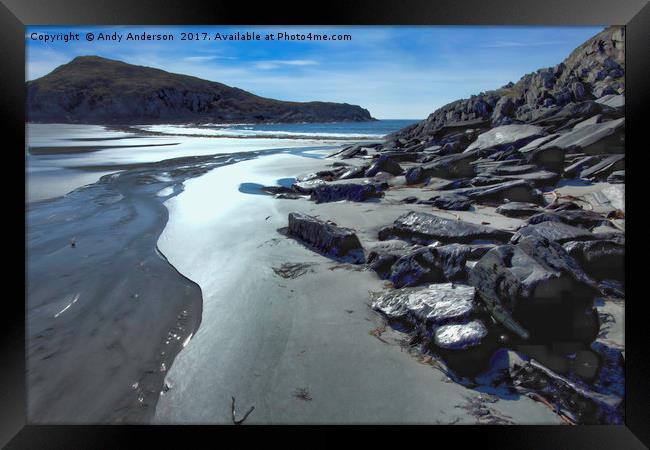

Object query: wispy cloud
[254,59,319,70]
[183,55,219,62]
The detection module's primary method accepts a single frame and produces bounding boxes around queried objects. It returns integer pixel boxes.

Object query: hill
[26,56,374,124]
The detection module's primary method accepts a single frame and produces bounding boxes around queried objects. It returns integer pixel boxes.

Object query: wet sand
[26,147,327,423]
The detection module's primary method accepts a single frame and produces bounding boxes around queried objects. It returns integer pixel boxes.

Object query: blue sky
[26,26,604,119]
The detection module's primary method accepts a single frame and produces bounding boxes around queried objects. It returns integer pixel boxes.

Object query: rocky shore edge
[261,26,625,424]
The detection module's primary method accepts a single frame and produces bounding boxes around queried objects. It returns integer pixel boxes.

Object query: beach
[26,116,624,425]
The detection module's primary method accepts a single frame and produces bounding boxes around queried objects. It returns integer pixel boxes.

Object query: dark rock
[401,196,419,204]
[287,212,365,263]
[292,179,326,194]
[489,164,538,176]
[508,356,622,424]
[519,134,562,152]
[337,165,368,180]
[500,170,561,188]
[375,151,421,162]
[405,151,482,183]
[563,155,601,178]
[260,185,295,195]
[367,252,400,279]
[365,156,403,177]
[428,178,473,190]
[607,170,625,183]
[525,146,566,173]
[275,193,303,200]
[547,201,583,212]
[491,96,516,125]
[513,221,597,244]
[373,284,495,375]
[332,144,368,159]
[387,243,493,287]
[465,125,546,152]
[496,202,543,218]
[579,154,624,179]
[296,168,345,182]
[372,283,476,325]
[539,118,625,154]
[387,247,448,287]
[563,239,624,281]
[470,175,509,187]
[468,235,599,343]
[378,211,512,245]
[309,183,384,203]
[526,209,608,229]
[449,179,544,204]
[423,194,473,211]
[595,94,624,109]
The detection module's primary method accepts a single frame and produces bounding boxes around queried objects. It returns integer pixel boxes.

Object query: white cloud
[183,56,219,62]
[254,59,319,70]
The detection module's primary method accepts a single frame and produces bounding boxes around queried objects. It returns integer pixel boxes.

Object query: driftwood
[231,396,255,425]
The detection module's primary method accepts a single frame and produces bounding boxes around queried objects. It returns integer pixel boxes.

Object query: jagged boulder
[468,235,599,343]
[386,243,494,287]
[287,213,365,263]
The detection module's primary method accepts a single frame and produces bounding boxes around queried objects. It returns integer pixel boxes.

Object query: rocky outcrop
[390,26,624,142]
[27,56,374,124]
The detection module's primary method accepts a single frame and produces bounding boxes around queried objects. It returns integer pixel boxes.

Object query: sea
[26,119,419,203]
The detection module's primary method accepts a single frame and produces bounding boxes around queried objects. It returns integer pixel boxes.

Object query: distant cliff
[26,56,374,124]
[391,26,625,141]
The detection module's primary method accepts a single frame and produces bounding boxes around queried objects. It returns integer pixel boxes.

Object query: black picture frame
[3,0,648,447]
